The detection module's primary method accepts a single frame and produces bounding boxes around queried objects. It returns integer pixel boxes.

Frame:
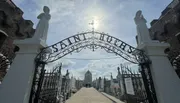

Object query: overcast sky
[14,0,172,79]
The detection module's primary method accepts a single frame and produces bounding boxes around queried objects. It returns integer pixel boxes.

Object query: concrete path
[65,87,113,103]
[101,92,124,103]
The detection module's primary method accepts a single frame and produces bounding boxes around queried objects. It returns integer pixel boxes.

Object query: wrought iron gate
[29,31,158,103]
[29,60,62,103]
[139,63,157,103]
[119,63,157,103]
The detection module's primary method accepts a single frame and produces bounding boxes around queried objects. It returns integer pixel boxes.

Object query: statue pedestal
[0,6,51,103]
[0,39,47,103]
[138,41,180,103]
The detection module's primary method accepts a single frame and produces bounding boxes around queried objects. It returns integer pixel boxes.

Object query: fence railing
[119,65,148,103]
[102,64,149,103]
[29,62,72,103]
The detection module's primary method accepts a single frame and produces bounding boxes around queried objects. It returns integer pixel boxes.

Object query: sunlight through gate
[29,31,157,103]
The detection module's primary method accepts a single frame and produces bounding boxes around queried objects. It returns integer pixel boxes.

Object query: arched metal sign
[36,31,150,64]
[31,31,157,103]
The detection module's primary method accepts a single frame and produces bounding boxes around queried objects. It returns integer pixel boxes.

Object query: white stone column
[135,10,180,103]
[0,40,47,103]
[0,6,51,103]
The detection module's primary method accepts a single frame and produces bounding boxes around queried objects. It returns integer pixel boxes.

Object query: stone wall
[0,0,35,82]
[0,0,35,39]
[149,0,180,77]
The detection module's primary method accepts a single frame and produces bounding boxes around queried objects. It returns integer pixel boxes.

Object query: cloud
[66,57,138,80]
[13,0,25,5]
[45,59,76,71]
[33,0,75,23]
[61,59,76,68]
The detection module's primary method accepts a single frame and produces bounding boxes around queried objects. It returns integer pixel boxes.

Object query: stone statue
[134,10,147,25]
[34,6,51,42]
[134,10,151,44]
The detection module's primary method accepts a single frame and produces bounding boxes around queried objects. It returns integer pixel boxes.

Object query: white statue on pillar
[134,10,180,103]
[134,10,151,45]
[134,10,147,25]
[0,6,52,103]
[34,6,51,42]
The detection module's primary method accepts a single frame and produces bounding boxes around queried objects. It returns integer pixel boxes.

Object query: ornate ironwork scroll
[36,31,150,64]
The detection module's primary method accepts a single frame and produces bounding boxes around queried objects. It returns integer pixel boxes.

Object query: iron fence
[29,62,72,103]
[119,65,148,103]
[29,63,63,103]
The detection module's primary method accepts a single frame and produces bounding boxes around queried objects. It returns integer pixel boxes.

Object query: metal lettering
[82,33,87,40]
[60,41,68,50]
[73,35,81,42]
[114,39,120,46]
[99,34,105,41]
[67,38,72,45]
[107,36,113,43]
[127,46,134,53]
[119,42,127,50]
[52,44,58,52]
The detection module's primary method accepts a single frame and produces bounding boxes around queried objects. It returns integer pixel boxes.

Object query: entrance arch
[1,8,180,103]
[36,31,149,64]
[31,31,157,103]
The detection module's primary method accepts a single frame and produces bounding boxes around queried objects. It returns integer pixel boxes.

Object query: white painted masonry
[135,10,180,103]
[0,6,51,103]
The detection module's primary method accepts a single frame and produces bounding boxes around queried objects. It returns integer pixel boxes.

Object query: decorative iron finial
[58,63,62,74]
[117,67,120,72]
[89,20,95,33]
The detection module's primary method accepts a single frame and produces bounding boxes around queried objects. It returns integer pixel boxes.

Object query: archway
[0,7,180,103]
[36,31,149,64]
[30,31,157,103]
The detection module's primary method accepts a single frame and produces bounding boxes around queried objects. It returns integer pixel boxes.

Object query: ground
[65,87,124,103]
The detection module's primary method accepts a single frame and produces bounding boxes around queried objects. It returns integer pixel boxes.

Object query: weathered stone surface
[0,0,35,83]
[148,1,180,78]
[0,0,35,39]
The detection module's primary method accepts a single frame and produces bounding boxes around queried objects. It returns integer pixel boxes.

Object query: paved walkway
[65,87,115,103]
[101,92,124,103]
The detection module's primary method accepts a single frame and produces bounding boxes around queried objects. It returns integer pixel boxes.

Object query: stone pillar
[135,10,180,103]
[0,6,51,103]
[0,40,47,103]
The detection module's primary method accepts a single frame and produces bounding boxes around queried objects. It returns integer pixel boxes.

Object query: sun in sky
[93,16,100,29]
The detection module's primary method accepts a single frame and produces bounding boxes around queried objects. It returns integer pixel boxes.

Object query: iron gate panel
[119,64,157,103]
[29,61,62,103]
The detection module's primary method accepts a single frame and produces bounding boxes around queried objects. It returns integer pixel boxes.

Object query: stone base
[138,41,180,103]
[14,38,48,48]
[0,38,48,103]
